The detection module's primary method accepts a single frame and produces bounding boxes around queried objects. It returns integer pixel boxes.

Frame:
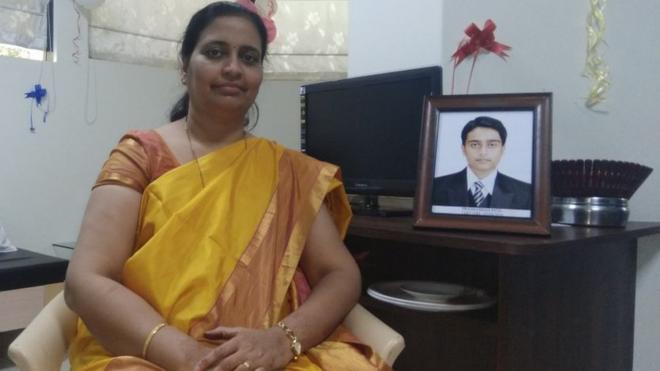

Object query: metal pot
[551,197,629,227]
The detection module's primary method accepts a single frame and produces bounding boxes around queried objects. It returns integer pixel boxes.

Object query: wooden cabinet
[346,216,660,371]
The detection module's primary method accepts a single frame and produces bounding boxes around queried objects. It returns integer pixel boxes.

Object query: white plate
[367,281,495,312]
[400,281,473,301]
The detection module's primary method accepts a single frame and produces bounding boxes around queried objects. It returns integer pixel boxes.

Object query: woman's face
[184,15,264,116]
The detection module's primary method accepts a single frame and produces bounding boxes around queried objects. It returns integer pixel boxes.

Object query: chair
[341,302,405,366]
[8,291,76,371]
[8,292,404,370]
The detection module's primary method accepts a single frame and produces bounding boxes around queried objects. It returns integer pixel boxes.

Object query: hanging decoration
[72,5,82,64]
[70,0,98,124]
[584,0,609,109]
[72,0,103,64]
[236,0,278,43]
[23,0,56,133]
[24,84,49,133]
[450,19,511,94]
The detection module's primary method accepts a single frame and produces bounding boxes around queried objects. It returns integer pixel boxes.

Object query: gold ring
[242,361,251,369]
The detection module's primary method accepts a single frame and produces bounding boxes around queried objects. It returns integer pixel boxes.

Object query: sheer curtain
[88,0,347,80]
[0,0,50,50]
[267,0,347,79]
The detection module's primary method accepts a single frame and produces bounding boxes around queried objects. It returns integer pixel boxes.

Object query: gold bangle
[141,322,166,359]
[277,321,302,361]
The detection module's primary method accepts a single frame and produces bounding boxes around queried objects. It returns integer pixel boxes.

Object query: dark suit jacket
[431,168,531,210]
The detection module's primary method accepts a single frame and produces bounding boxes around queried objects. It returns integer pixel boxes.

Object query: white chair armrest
[8,291,78,371]
[343,303,405,367]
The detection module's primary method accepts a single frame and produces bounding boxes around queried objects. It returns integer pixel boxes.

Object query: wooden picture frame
[413,93,552,235]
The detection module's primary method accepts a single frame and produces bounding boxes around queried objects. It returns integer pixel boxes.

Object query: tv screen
[300,66,442,199]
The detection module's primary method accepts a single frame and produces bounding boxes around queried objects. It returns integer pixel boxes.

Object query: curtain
[268,0,347,80]
[89,0,347,80]
[0,0,49,50]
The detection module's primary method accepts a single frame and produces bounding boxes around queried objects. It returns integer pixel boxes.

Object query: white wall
[350,1,660,370]
[348,1,444,77]
[0,1,302,257]
[0,0,181,256]
[253,80,302,150]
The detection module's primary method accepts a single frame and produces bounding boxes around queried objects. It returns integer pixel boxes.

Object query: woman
[64,2,391,371]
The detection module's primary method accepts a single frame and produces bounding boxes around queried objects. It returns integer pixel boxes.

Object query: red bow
[236,0,277,43]
[452,19,510,67]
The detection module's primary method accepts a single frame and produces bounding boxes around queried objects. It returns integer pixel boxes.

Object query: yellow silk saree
[69,137,391,371]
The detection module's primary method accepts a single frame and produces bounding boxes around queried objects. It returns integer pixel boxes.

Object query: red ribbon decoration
[452,19,510,66]
[236,0,277,43]
[450,19,511,94]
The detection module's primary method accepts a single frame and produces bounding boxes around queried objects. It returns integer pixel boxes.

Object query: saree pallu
[69,137,391,371]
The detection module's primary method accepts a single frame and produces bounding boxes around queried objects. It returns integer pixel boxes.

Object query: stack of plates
[367,281,495,312]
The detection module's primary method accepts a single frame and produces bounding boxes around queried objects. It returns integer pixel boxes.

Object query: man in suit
[432,116,531,210]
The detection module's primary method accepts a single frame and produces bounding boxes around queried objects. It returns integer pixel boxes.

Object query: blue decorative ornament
[25,84,47,104]
[25,84,49,132]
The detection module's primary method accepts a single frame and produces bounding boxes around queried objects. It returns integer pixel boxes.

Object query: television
[300,66,442,215]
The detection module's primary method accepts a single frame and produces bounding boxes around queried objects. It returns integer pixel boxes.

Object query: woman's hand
[193,326,292,371]
[194,204,360,371]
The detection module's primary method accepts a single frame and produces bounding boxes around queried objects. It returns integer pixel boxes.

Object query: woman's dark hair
[169,1,268,121]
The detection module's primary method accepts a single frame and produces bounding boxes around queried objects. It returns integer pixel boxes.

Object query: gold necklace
[184,117,250,190]
[184,117,207,189]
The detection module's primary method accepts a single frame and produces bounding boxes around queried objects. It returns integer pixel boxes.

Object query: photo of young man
[431,115,532,217]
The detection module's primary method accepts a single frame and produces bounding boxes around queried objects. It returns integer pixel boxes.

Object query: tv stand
[350,195,412,217]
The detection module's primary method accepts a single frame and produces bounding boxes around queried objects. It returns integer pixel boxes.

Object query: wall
[349,1,659,370]
[0,1,302,257]
[348,1,444,77]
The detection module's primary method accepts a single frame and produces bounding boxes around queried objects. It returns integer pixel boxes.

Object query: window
[87,0,347,79]
[0,0,53,61]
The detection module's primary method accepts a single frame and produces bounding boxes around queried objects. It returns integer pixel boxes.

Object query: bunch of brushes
[551,159,653,199]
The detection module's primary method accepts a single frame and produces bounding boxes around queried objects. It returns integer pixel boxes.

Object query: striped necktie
[472,180,486,207]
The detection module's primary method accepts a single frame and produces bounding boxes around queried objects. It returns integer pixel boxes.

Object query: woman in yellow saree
[64,2,391,370]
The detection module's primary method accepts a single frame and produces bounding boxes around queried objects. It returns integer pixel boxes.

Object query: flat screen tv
[300,66,442,215]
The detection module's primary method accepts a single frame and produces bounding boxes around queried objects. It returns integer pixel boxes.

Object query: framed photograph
[413,93,552,235]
